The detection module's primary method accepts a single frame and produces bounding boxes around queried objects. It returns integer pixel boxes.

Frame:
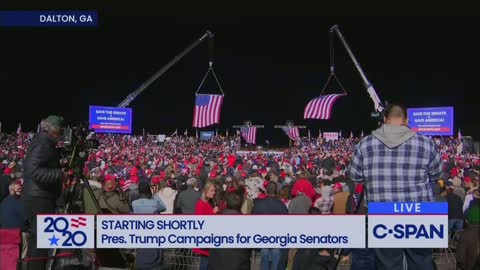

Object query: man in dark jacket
[209,191,252,270]
[252,182,288,215]
[446,187,464,238]
[22,115,65,270]
[176,177,201,214]
[0,181,24,229]
[252,182,288,270]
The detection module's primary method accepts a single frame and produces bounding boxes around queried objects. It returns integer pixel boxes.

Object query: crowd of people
[0,109,479,270]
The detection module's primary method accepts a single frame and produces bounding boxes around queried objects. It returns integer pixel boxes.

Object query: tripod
[47,145,128,270]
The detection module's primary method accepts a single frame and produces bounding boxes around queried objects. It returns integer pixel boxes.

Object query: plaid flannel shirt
[348,133,443,202]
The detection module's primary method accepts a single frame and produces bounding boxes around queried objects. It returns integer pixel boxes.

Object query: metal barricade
[162,249,451,270]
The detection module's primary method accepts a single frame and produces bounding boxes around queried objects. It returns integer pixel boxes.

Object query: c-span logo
[37,215,94,248]
[368,202,448,248]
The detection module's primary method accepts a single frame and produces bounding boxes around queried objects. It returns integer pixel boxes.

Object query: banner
[200,131,215,140]
[89,106,132,134]
[407,107,454,136]
[158,135,166,143]
[96,215,366,248]
[40,209,448,249]
[323,132,339,142]
[236,151,285,156]
[368,202,448,248]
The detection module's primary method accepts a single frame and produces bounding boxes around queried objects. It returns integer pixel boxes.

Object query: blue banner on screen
[0,11,98,27]
[89,106,132,134]
[407,107,454,136]
[200,131,215,140]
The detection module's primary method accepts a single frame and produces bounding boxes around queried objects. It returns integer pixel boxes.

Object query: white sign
[368,215,448,248]
[323,132,339,142]
[37,215,95,249]
[97,215,366,249]
[236,151,285,156]
[158,134,166,142]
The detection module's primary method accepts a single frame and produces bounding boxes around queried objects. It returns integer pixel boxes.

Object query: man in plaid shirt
[348,104,443,270]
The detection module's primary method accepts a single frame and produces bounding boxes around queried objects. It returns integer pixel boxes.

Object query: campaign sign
[407,107,454,136]
[158,134,166,142]
[89,106,132,134]
[37,215,94,248]
[97,215,366,248]
[200,131,215,140]
[323,132,339,142]
[368,203,448,248]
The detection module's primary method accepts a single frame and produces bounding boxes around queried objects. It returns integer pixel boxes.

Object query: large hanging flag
[240,127,257,144]
[193,94,224,128]
[0,122,2,133]
[318,128,322,140]
[304,94,345,120]
[350,131,353,139]
[308,129,311,138]
[282,127,300,141]
[17,123,22,135]
[184,129,188,136]
[361,130,364,138]
[226,128,229,137]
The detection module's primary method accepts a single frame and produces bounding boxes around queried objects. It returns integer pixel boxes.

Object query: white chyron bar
[97,215,366,249]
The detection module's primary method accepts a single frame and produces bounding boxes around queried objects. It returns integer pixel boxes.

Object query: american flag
[240,127,256,144]
[282,127,300,141]
[122,179,132,192]
[192,94,224,128]
[304,94,345,120]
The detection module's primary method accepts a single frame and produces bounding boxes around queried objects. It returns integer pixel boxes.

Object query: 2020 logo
[38,215,94,249]
[43,217,87,247]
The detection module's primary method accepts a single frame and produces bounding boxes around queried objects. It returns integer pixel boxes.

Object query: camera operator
[22,115,67,270]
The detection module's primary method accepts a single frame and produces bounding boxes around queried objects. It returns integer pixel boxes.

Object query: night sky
[0,3,478,146]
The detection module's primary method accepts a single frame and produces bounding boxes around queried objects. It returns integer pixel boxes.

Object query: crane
[330,25,385,118]
[117,30,214,108]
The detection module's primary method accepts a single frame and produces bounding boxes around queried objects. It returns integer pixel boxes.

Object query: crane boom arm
[117,30,214,108]
[330,25,384,113]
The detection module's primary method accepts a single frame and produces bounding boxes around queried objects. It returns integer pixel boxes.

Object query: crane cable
[320,29,347,96]
[195,34,225,96]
